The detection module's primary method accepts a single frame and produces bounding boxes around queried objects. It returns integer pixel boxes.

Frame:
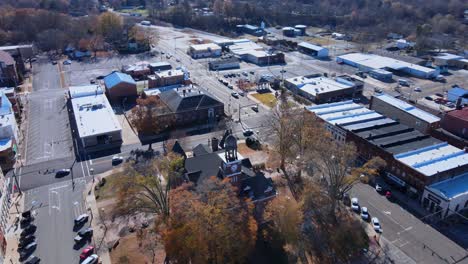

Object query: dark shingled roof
[240,173,276,201]
[158,89,223,113]
[192,143,211,156]
[171,140,186,158]
[184,152,223,185]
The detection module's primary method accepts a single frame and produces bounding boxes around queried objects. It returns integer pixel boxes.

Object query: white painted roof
[190,43,221,51]
[155,69,184,78]
[71,93,121,138]
[287,75,352,97]
[434,53,463,61]
[395,143,468,176]
[373,93,440,123]
[307,100,384,125]
[69,85,104,99]
[298,42,326,52]
[338,53,436,74]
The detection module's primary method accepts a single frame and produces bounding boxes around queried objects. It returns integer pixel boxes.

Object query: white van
[140,20,151,26]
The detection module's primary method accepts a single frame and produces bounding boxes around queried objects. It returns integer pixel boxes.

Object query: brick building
[103,72,137,104]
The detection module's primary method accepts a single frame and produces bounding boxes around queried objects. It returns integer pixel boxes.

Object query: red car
[80,246,95,260]
[386,191,392,199]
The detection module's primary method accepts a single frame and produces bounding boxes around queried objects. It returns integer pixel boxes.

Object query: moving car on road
[55,169,71,178]
[112,155,124,165]
[351,197,360,212]
[371,217,382,232]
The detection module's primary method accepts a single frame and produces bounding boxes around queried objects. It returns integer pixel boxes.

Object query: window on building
[455,204,460,212]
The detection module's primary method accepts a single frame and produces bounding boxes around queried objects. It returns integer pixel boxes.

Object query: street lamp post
[90,168,95,183]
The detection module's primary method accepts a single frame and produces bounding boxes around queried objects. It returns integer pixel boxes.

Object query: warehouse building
[285,74,362,104]
[433,53,468,70]
[447,86,468,105]
[69,85,122,150]
[337,53,439,79]
[228,40,284,65]
[369,69,393,82]
[370,93,440,134]
[297,42,328,58]
[208,57,240,71]
[282,27,296,37]
[236,24,264,36]
[121,61,151,79]
[188,43,222,59]
[440,107,468,140]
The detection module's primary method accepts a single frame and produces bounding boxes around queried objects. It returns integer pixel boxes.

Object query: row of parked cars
[74,214,99,264]
[346,184,393,234]
[18,211,40,263]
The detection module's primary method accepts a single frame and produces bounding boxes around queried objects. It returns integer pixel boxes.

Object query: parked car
[425,96,433,101]
[21,225,37,237]
[238,91,245,97]
[375,183,383,193]
[342,193,351,206]
[435,75,446,82]
[414,87,421,92]
[371,217,382,232]
[18,236,35,249]
[435,93,444,98]
[78,227,94,239]
[249,71,255,75]
[19,234,35,244]
[360,207,369,221]
[96,75,105,80]
[82,254,99,264]
[80,246,95,260]
[19,241,37,253]
[51,60,57,65]
[351,197,360,212]
[243,129,254,137]
[63,60,72,65]
[385,191,392,200]
[251,105,259,112]
[74,214,89,226]
[24,255,40,264]
[55,169,71,178]
[231,92,239,98]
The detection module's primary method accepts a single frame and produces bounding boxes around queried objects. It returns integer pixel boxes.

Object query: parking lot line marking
[49,184,69,191]
[398,241,410,248]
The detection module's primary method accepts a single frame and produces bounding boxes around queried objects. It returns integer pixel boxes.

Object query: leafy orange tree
[129,96,175,135]
[162,177,258,264]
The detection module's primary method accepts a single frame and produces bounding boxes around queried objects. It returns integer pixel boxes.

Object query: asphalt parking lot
[23,179,88,264]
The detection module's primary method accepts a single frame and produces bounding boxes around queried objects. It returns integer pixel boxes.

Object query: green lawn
[119,8,149,17]
[94,172,123,201]
[252,93,278,108]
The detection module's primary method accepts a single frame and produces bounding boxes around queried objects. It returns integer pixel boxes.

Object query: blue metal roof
[448,87,468,97]
[104,72,136,89]
[0,92,12,115]
[428,172,468,200]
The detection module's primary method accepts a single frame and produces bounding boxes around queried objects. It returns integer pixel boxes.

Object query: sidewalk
[364,224,416,264]
[85,169,123,264]
[3,193,25,264]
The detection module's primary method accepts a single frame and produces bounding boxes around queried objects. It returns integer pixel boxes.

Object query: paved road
[25,58,73,165]
[350,183,468,264]
[23,179,88,264]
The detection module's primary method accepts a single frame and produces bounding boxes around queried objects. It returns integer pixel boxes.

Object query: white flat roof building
[395,142,468,177]
[372,93,440,123]
[307,100,384,125]
[70,85,122,148]
[69,85,104,99]
[189,43,221,52]
[337,53,438,79]
[286,76,360,103]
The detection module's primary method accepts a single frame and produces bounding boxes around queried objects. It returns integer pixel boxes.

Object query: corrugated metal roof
[373,93,440,123]
[298,42,326,52]
[427,172,468,200]
[103,72,135,89]
[448,87,468,97]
